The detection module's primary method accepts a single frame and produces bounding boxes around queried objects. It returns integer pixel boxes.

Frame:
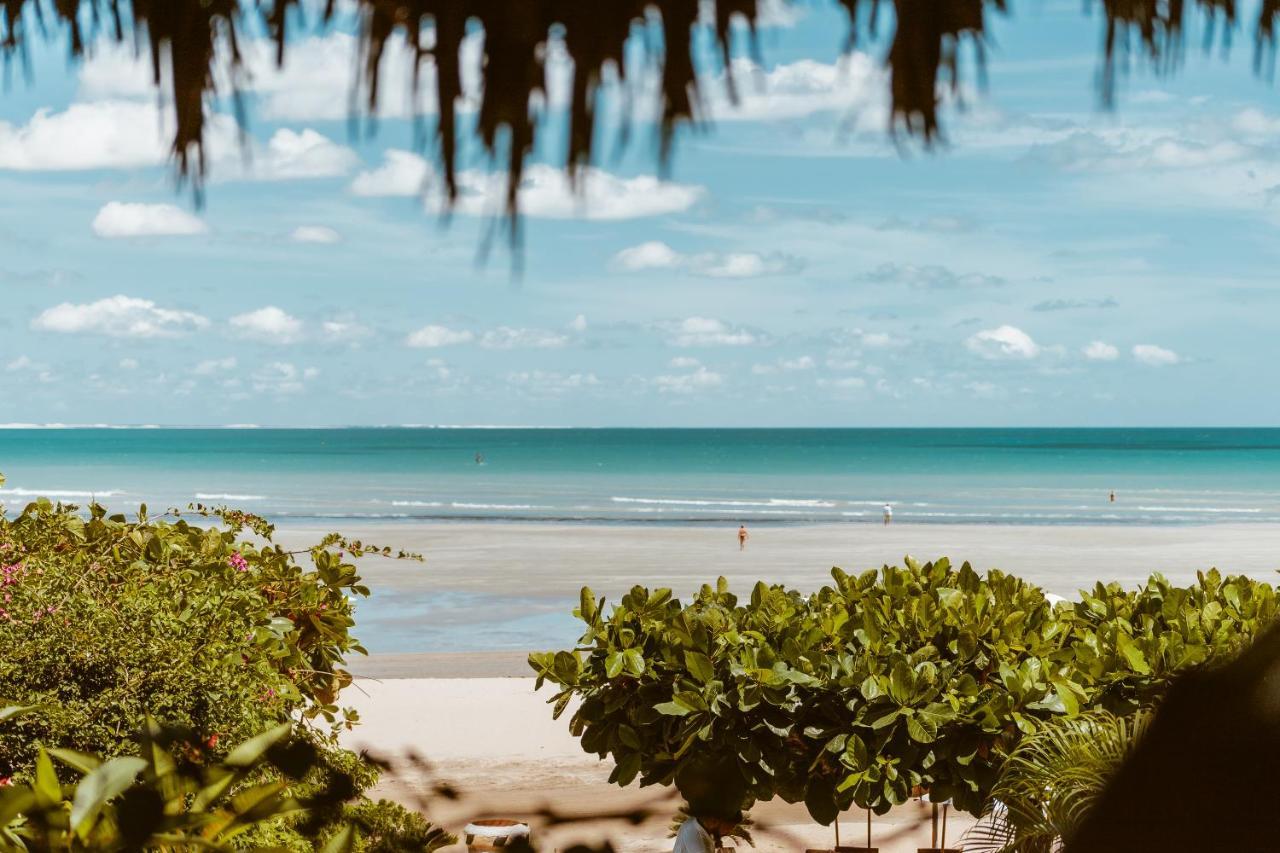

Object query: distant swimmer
[738,525,749,551]
[1109,490,1116,503]
[883,503,893,525]
[475,452,485,465]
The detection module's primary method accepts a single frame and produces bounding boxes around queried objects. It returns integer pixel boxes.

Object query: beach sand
[313,521,1280,850]
[340,676,978,852]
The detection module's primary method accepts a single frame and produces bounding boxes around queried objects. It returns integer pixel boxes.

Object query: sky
[1,1,1277,427]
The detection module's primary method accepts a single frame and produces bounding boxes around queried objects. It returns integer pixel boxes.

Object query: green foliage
[0,716,452,852]
[964,711,1147,853]
[0,497,375,772]
[0,489,446,851]
[531,558,1276,823]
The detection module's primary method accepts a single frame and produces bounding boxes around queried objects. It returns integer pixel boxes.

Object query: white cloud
[569,314,588,333]
[817,376,867,390]
[615,241,682,271]
[859,262,1006,290]
[859,331,907,349]
[0,100,355,180]
[79,32,484,122]
[465,165,703,220]
[695,252,800,278]
[4,355,54,383]
[0,101,181,170]
[349,150,433,197]
[614,240,801,278]
[241,129,358,181]
[669,356,701,369]
[406,325,474,348]
[322,319,371,341]
[507,370,600,395]
[966,381,1003,399]
[193,357,238,375]
[669,317,756,347]
[754,355,815,375]
[654,366,724,394]
[291,225,341,244]
[1132,343,1180,366]
[480,327,569,350]
[352,154,703,220]
[250,361,314,394]
[91,202,208,238]
[704,55,882,123]
[966,325,1040,360]
[1083,340,1119,361]
[117,358,139,370]
[32,295,208,339]
[229,306,304,345]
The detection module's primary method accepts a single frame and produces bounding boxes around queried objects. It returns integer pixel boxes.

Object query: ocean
[2,427,1279,525]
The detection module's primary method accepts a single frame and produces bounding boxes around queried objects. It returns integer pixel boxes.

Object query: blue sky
[1,1,1277,426]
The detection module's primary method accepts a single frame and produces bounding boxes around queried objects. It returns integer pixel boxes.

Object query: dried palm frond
[0,0,1275,226]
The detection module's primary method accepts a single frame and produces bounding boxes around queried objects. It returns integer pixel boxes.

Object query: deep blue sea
[2,427,1280,525]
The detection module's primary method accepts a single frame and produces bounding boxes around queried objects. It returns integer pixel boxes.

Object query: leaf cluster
[0,710,451,852]
[530,558,1275,824]
[0,497,374,774]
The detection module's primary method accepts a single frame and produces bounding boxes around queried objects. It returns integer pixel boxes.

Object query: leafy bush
[530,558,1276,822]
[0,476,447,851]
[0,496,380,772]
[0,708,450,852]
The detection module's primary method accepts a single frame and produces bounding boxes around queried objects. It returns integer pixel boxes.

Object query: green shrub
[0,709,452,852]
[530,558,1276,822]
[0,497,377,772]
[0,477,446,851]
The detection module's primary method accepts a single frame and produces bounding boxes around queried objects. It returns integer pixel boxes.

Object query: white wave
[611,496,836,508]
[195,493,265,501]
[391,500,445,507]
[0,423,163,429]
[0,488,124,498]
[1135,506,1262,514]
[450,502,549,510]
[404,424,574,429]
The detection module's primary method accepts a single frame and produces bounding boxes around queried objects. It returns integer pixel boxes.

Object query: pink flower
[228,552,250,572]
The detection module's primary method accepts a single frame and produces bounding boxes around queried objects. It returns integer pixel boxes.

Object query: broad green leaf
[224,722,292,768]
[70,756,147,838]
[888,659,915,705]
[0,704,42,724]
[623,648,646,676]
[685,651,715,683]
[48,748,103,774]
[1115,632,1151,675]
[33,750,61,808]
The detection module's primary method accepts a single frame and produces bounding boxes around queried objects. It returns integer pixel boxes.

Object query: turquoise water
[2,427,1280,525]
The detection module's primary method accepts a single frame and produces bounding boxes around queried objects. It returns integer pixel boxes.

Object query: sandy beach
[340,676,979,852]
[314,521,1279,849]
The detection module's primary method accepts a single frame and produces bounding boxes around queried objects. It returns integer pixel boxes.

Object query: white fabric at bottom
[673,817,716,853]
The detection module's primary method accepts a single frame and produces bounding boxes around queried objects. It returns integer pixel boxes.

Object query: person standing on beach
[738,525,749,550]
[883,503,893,525]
